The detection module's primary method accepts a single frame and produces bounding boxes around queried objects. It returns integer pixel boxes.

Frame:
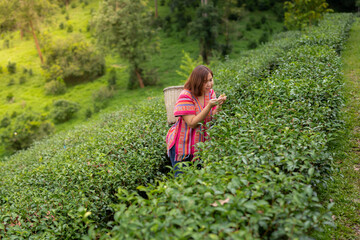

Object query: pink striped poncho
[166,88,217,162]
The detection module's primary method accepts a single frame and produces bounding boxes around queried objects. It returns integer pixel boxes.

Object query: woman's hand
[209,99,219,107]
[209,94,227,107]
[217,94,227,106]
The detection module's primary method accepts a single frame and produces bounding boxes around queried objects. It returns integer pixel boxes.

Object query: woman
[166,65,227,176]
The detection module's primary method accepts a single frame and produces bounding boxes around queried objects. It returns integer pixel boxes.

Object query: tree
[0,0,56,64]
[220,0,245,56]
[189,2,221,64]
[41,34,105,85]
[168,0,199,31]
[94,0,158,88]
[284,0,333,30]
[155,0,158,18]
[356,0,360,11]
[0,3,15,33]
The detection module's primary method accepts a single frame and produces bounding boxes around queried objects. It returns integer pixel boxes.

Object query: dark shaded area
[327,0,357,12]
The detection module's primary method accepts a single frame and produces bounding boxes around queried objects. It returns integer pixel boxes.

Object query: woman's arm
[212,94,227,115]
[182,99,218,129]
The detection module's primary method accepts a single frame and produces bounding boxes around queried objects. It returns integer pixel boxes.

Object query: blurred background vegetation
[0,0,358,158]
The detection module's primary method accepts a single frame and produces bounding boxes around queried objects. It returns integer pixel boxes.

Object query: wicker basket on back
[163,86,184,125]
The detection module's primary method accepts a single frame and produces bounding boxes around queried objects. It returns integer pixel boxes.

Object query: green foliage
[67,24,73,33]
[259,31,269,43]
[51,99,79,123]
[273,1,285,22]
[6,61,16,74]
[284,0,333,30]
[247,40,258,49]
[94,0,158,88]
[7,78,14,86]
[167,0,199,31]
[2,38,9,48]
[44,78,67,95]
[246,22,252,31]
[0,11,353,240]
[92,86,116,102]
[254,20,262,29]
[0,65,2,73]
[0,115,10,128]
[0,0,57,63]
[42,34,105,84]
[0,100,168,239]
[0,112,54,151]
[59,22,64,29]
[107,68,117,88]
[6,93,13,102]
[189,3,221,64]
[176,50,203,81]
[261,16,267,24]
[19,75,26,84]
[85,108,92,119]
[219,0,245,57]
[88,13,353,239]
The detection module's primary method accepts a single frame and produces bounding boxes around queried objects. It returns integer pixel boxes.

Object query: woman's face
[202,72,214,95]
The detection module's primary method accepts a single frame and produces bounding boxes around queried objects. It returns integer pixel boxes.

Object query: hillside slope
[0,0,283,157]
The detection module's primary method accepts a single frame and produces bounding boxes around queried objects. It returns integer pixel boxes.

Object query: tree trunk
[29,20,44,64]
[225,19,229,46]
[200,40,208,65]
[155,0,158,18]
[135,68,145,88]
[201,0,207,5]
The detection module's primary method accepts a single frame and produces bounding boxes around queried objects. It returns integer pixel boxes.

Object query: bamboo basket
[163,86,184,124]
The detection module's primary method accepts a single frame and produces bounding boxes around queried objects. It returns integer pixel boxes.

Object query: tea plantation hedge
[0,103,169,238]
[0,13,354,239]
[88,13,354,239]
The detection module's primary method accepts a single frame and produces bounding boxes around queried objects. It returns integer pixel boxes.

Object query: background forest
[0,0,290,157]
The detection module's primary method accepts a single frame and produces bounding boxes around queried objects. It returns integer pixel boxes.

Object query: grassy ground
[0,0,283,157]
[315,17,360,239]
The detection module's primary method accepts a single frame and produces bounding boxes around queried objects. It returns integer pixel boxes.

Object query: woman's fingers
[216,95,227,105]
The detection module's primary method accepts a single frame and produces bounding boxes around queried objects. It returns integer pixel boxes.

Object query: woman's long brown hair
[184,65,213,97]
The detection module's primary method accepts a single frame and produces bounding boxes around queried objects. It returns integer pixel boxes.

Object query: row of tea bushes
[91,14,354,239]
[0,13,353,239]
[0,16,306,240]
[0,101,169,239]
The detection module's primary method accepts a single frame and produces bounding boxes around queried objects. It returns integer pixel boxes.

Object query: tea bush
[19,75,26,84]
[44,78,67,95]
[0,112,54,152]
[6,61,16,74]
[0,101,168,239]
[0,13,354,239]
[92,86,115,102]
[0,116,10,128]
[51,99,80,123]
